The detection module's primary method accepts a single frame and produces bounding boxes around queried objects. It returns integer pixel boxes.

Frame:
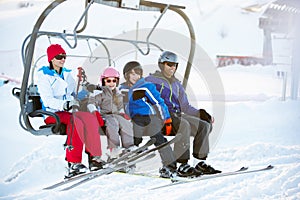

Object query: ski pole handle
[75,67,83,99]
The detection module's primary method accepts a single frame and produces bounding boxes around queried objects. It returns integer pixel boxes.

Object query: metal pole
[282,71,287,101]
[291,19,300,100]
[136,21,139,60]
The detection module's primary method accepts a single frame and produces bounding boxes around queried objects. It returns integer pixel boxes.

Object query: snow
[0,0,300,199]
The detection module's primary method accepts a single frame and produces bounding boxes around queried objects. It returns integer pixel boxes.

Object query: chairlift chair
[12,0,196,136]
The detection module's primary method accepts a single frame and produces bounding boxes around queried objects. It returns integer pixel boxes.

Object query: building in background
[259,0,300,100]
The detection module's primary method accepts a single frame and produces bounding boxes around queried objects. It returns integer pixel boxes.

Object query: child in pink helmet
[87,66,135,161]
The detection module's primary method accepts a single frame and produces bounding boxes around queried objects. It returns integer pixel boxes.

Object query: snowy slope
[1,72,299,199]
[0,0,300,199]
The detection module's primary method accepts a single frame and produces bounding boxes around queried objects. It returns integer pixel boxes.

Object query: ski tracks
[3,145,64,183]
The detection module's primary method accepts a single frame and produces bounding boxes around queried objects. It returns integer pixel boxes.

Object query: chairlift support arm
[93,0,196,88]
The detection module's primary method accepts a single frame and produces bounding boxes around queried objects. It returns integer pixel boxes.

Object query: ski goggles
[165,62,178,68]
[105,78,117,83]
[54,54,67,60]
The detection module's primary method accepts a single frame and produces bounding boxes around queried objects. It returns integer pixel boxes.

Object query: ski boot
[65,162,88,179]
[159,164,177,178]
[195,161,221,174]
[177,163,203,178]
[89,156,106,171]
[106,147,125,163]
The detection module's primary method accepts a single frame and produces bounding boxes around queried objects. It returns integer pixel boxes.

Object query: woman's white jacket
[36,66,76,112]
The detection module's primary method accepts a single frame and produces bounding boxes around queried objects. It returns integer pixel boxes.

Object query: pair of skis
[43,133,182,191]
[44,132,274,191]
[149,165,274,190]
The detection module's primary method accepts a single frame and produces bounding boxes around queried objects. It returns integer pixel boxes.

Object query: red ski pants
[45,111,102,163]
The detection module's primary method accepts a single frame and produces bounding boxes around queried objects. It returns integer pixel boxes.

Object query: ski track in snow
[3,146,62,183]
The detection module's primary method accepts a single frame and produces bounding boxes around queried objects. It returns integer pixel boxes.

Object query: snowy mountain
[0,0,299,199]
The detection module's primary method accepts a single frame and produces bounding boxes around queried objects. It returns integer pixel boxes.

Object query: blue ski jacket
[128,78,171,121]
[145,70,199,117]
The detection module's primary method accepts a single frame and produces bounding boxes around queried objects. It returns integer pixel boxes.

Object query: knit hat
[47,44,66,62]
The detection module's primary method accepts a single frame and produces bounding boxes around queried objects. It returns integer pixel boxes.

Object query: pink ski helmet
[100,66,120,86]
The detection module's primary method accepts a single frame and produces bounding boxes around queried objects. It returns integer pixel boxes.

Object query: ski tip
[60,187,69,192]
[240,166,249,171]
[267,165,274,169]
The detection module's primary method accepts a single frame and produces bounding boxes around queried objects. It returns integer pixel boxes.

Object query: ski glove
[63,100,80,111]
[199,109,213,124]
[93,111,105,127]
[164,118,172,136]
[86,84,102,93]
[120,89,129,104]
[120,113,131,120]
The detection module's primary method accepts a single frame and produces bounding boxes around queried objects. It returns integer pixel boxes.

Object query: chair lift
[12,0,196,136]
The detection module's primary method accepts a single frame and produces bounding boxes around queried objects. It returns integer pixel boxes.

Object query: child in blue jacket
[120,61,177,178]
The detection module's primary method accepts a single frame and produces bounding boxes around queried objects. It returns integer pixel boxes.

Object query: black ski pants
[132,115,176,167]
[170,113,212,163]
